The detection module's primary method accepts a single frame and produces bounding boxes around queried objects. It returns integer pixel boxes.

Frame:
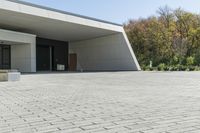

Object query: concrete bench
[0,70,21,82]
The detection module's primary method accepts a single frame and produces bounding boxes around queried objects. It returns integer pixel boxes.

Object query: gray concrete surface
[0,72,200,133]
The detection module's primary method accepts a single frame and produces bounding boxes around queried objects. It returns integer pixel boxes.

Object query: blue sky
[23,0,200,24]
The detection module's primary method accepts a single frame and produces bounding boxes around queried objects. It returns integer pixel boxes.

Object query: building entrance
[0,44,11,69]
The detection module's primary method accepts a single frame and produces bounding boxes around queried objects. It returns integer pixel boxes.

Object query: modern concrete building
[0,0,140,72]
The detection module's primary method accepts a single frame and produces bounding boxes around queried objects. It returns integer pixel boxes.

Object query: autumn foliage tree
[124,6,200,70]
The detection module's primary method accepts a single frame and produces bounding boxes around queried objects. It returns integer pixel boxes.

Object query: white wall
[69,33,141,71]
[0,29,36,72]
[11,42,36,72]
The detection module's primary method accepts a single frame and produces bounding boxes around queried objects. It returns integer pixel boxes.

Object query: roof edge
[6,0,123,27]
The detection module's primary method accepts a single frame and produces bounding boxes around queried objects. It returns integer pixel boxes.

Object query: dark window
[0,45,11,69]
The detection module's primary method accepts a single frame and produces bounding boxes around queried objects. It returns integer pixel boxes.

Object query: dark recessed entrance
[36,38,68,71]
[0,45,11,69]
[36,45,51,71]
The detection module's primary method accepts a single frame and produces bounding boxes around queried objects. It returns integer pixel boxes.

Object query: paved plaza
[1,72,200,133]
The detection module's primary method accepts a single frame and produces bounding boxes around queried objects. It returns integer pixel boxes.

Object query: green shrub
[172,56,179,65]
[143,64,200,71]
[158,63,166,71]
[170,65,178,71]
[141,65,146,71]
[168,66,174,71]
[174,64,179,71]
[179,65,187,71]
[187,66,195,71]
[142,65,158,71]
[164,66,171,71]
[195,66,200,71]
[150,67,154,71]
[142,66,150,71]
[171,64,186,71]
[186,56,194,66]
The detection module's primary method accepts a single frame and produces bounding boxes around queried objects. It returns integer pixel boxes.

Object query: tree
[124,6,200,70]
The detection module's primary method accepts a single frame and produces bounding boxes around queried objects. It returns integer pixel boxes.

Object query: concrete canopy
[0,0,122,42]
[0,0,141,72]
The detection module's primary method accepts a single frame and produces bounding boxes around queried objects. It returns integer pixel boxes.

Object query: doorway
[69,53,77,71]
[36,37,68,71]
[0,45,11,69]
[36,45,52,71]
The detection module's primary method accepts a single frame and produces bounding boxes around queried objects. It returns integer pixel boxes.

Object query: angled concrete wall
[69,32,141,71]
[0,29,36,72]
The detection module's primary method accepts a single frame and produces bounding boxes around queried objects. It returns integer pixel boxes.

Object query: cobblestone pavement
[1,72,200,133]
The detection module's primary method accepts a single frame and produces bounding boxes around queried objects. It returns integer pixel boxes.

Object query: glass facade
[36,38,68,71]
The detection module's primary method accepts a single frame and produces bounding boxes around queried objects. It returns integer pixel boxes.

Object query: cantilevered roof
[7,0,122,26]
[0,0,124,41]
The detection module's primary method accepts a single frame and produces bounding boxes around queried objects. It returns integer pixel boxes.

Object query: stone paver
[0,72,200,133]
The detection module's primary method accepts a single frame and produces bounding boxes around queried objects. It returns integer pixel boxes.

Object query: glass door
[36,45,51,71]
[0,45,11,69]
